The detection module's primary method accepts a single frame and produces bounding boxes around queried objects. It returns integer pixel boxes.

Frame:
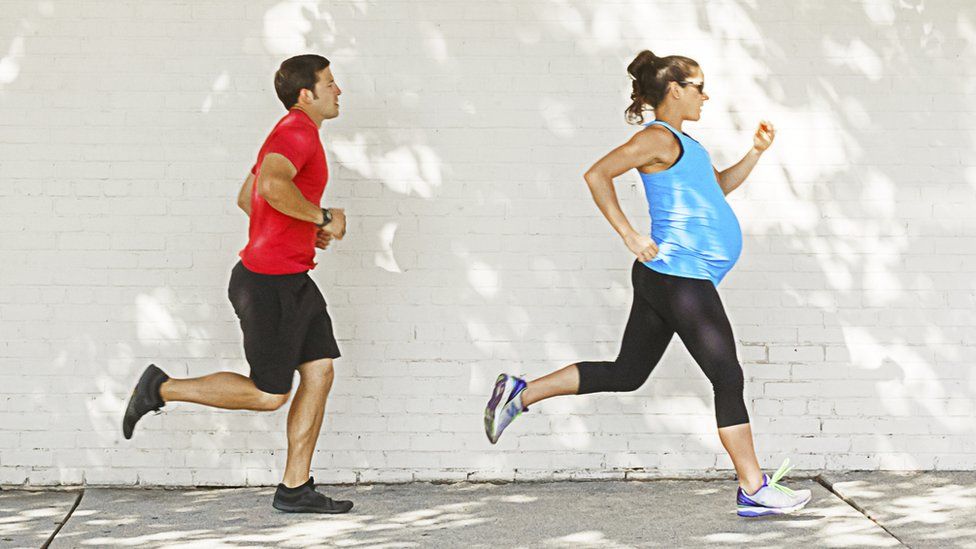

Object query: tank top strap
[645,120,687,169]
[646,119,683,141]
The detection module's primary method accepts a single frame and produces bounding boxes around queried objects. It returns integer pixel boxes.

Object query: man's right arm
[256,153,328,225]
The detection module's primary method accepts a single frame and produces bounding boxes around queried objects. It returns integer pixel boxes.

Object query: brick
[2,0,975,485]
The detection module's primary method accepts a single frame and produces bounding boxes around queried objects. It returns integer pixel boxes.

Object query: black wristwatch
[316,207,332,227]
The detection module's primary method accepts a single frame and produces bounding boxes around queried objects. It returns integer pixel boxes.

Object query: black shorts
[228,261,340,394]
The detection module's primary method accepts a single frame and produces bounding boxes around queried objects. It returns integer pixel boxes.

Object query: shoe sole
[122,368,150,440]
[272,501,354,514]
[484,374,508,444]
[122,395,138,440]
[737,496,811,517]
[122,365,163,440]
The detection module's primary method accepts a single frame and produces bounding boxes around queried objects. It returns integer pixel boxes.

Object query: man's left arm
[236,172,255,216]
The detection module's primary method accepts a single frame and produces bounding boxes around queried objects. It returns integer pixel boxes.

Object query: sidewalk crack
[41,489,84,549]
[815,475,909,548]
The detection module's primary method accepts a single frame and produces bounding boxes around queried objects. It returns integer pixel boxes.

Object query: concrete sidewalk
[2,473,974,548]
[820,472,976,548]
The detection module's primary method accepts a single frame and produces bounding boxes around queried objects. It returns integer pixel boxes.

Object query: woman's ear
[667,81,679,99]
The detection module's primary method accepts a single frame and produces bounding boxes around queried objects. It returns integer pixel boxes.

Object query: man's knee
[299,358,335,387]
[259,391,290,411]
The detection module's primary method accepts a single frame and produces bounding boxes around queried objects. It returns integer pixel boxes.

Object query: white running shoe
[736,459,812,517]
[484,373,528,444]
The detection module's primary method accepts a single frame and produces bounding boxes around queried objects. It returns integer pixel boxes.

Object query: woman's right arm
[583,127,675,262]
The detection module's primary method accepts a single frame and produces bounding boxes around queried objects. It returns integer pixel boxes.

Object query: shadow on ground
[47,480,898,548]
[823,471,976,548]
[0,490,80,549]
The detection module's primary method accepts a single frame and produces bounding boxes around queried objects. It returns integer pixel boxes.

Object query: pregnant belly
[653,214,742,264]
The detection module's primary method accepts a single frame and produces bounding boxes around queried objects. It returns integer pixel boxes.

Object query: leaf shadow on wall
[722,0,976,471]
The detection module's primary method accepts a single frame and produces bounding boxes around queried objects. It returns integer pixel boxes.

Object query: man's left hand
[315,229,334,250]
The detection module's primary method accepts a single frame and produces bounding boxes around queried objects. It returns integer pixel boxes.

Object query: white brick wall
[2,0,975,486]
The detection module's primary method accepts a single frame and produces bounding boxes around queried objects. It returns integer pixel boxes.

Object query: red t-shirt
[240,109,328,275]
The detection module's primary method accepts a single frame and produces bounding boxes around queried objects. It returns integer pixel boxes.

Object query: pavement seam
[815,475,909,548]
[41,489,84,549]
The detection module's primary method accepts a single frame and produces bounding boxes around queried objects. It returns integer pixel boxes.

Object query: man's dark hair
[274,54,330,110]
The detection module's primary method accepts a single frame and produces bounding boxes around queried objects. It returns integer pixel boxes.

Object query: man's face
[308,67,341,120]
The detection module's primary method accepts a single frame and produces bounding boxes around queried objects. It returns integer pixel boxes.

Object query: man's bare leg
[271,358,352,513]
[160,372,289,411]
[281,358,334,488]
[123,365,289,440]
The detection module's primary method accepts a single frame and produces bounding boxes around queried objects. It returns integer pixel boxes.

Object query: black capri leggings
[577,261,749,428]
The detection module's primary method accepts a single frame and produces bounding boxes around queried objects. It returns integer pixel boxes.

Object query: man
[122,54,352,514]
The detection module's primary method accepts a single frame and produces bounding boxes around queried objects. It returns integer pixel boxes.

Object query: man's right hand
[322,208,346,239]
[624,232,658,262]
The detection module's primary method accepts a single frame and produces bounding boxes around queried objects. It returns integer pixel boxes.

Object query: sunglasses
[677,80,705,94]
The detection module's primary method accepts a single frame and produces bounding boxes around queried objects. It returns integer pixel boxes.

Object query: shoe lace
[315,492,340,507]
[768,458,796,497]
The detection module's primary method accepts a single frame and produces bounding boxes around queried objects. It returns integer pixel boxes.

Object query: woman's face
[679,67,709,121]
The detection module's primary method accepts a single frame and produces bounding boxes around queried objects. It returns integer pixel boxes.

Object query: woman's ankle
[520,382,537,408]
[739,474,764,495]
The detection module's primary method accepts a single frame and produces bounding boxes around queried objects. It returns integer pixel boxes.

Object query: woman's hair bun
[628,50,658,77]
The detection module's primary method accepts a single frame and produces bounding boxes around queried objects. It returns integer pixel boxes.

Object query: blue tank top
[639,120,742,286]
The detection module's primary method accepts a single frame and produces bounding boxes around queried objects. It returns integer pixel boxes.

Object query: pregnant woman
[484,50,811,517]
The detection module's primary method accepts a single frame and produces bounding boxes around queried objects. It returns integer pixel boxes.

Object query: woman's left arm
[715,120,775,195]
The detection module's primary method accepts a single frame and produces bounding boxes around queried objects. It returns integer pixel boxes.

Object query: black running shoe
[122,364,168,440]
[272,477,354,514]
